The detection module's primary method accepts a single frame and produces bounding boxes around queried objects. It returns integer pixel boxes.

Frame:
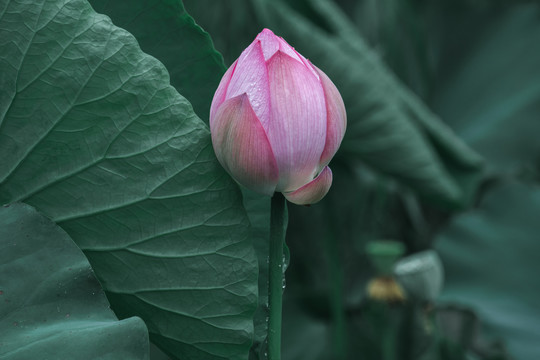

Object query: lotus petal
[211,94,279,195]
[284,166,333,205]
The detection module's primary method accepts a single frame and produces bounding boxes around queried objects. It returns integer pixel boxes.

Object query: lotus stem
[268,192,287,360]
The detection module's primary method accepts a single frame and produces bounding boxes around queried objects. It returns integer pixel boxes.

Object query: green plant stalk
[268,192,287,360]
[324,229,347,359]
[321,202,347,359]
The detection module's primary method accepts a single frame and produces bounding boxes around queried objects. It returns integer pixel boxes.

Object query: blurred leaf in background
[427,3,540,360]
[0,203,149,360]
[436,182,540,360]
[431,3,540,178]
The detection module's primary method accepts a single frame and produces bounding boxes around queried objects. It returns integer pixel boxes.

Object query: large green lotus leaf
[250,0,483,210]
[88,0,226,122]
[0,203,149,360]
[435,181,540,360]
[0,0,257,359]
[432,4,540,177]
[240,189,271,354]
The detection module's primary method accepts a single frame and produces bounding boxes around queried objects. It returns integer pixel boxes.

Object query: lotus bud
[210,29,346,205]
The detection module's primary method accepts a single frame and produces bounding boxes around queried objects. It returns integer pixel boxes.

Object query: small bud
[210,29,346,205]
[394,250,444,302]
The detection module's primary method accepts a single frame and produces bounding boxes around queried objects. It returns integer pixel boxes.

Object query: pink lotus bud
[210,29,346,205]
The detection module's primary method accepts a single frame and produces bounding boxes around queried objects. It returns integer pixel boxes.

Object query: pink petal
[266,51,327,192]
[276,35,320,79]
[210,59,237,122]
[256,29,281,61]
[276,37,302,63]
[283,166,333,205]
[314,65,347,167]
[226,40,271,126]
[211,94,279,196]
[256,29,308,65]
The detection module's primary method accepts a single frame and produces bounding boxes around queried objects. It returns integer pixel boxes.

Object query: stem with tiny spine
[267,192,287,360]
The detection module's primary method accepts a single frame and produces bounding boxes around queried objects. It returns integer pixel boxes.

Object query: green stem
[324,229,346,359]
[268,193,287,360]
